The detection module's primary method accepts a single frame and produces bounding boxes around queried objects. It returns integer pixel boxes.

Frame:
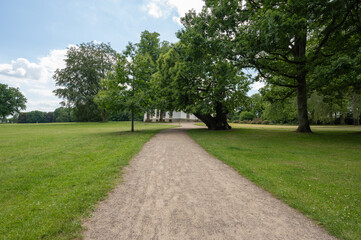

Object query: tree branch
[312,1,356,61]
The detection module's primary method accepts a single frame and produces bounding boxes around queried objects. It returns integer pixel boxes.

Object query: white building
[144,111,198,122]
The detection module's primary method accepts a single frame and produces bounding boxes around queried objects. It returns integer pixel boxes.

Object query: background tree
[53,42,117,122]
[135,31,172,121]
[239,111,255,121]
[150,45,178,120]
[0,83,27,122]
[202,0,360,132]
[96,31,163,131]
[156,12,251,130]
[96,51,152,131]
[54,107,74,122]
[249,93,264,118]
[261,99,298,124]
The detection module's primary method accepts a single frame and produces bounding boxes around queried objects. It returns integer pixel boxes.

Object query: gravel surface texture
[83,123,335,240]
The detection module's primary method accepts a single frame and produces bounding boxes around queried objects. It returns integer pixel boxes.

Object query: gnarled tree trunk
[194,102,231,130]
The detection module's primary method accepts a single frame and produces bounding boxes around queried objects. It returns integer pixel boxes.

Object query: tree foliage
[0,83,27,122]
[200,0,361,132]
[240,111,255,121]
[53,42,117,122]
[152,11,251,130]
[96,31,162,131]
[54,107,74,122]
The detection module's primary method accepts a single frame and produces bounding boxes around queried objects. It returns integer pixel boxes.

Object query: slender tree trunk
[194,102,231,130]
[102,110,107,122]
[67,102,71,122]
[330,112,335,125]
[340,113,345,125]
[294,30,312,133]
[352,91,360,126]
[159,110,164,122]
[131,76,135,132]
[131,108,134,132]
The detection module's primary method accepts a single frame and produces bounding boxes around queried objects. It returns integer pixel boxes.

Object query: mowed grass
[0,122,173,240]
[188,124,361,240]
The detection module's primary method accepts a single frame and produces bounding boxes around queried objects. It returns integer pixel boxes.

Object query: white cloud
[39,48,68,73]
[26,99,61,112]
[147,1,163,18]
[0,46,71,112]
[144,0,204,24]
[247,81,265,96]
[0,58,48,83]
[28,88,55,97]
[251,81,265,91]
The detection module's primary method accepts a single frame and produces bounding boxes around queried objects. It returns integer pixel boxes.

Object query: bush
[262,120,270,125]
[240,111,255,121]
[242,120,250,124]
[233,120,240,123]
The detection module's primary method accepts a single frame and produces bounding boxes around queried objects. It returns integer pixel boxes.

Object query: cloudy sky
[0,0,262,112]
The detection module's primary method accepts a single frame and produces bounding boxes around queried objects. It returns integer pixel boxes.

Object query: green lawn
[188,124,361,240]
[0,122,173,240]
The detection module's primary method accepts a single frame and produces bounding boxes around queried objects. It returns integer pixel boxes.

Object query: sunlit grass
[0,122,173,239]
[189,124,361,240]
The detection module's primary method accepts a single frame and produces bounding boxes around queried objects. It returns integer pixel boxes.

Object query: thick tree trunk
[194,102,231,130]
[294,31,312,133]
[296,78,312,132]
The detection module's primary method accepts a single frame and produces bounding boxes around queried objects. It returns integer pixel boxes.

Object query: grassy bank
[0,122,173,239]
[188,124,361,240]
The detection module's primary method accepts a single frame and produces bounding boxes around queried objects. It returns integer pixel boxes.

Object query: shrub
[242,120,250,124]
[233,120,240,123]
[240,111,255,121]
[262,120,270,125]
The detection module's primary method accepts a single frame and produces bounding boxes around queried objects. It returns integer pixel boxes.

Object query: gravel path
[83,123,335,240]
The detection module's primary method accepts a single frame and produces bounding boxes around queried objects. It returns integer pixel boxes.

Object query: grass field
[0,122,173,240]
[188,124,361,240]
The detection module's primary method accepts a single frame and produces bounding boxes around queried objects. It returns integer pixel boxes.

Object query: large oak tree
[200,0,360,132]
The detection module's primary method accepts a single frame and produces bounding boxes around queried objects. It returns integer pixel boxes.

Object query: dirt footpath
[83,123,335,240]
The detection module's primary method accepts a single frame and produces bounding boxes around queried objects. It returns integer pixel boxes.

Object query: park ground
[0,122,174,239]
[0,122,360,239]
[189,124,361,240]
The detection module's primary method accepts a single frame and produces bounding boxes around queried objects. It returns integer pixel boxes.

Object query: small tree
[96,51,152,131]
[0,83,27,122]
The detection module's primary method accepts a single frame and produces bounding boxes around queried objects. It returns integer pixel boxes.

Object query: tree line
[229,92,361,125]
[3,1,359,132]
[7,107,143,123]
[53,1,360,132]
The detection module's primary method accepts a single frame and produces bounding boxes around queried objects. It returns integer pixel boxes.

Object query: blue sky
[0,0,262,112]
